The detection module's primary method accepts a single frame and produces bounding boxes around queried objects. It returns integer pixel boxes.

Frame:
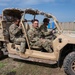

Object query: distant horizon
[0,0,75,22]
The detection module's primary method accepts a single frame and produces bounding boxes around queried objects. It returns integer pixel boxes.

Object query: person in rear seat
[9,18,26,53]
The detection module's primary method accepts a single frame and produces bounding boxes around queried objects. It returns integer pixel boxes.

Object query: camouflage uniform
[9,24,26,53]
[28,27,52,52]
[40,24,52,39]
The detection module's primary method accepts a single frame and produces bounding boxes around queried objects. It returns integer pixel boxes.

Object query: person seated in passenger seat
[28,19,52,53]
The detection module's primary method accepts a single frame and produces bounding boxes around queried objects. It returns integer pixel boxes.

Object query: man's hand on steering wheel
[50,27,57,35]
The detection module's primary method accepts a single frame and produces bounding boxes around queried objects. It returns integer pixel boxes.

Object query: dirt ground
[0,57,66,75]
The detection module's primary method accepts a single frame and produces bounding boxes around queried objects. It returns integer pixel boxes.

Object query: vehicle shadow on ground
[0,55,8,60]
[14,59,58,68]
[6,71,16,75]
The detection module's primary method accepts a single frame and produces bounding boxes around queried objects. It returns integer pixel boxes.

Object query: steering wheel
[50,27,57,39]
[50,27,57,34]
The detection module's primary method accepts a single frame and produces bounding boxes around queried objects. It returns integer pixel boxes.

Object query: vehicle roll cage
[22,8,63,33]
[2,8,63,33]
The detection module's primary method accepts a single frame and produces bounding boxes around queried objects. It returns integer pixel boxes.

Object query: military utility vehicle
[0,8,75,75]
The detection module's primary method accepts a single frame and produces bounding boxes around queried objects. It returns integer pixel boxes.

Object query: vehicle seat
[24,22,30,31]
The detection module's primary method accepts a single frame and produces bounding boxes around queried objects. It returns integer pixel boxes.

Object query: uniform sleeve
[9,25,21,35]
[40,25,51,36]
[42,30,51,36]
[28,29,39,42]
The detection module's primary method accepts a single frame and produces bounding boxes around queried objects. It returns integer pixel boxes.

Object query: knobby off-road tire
[63,52,75,75]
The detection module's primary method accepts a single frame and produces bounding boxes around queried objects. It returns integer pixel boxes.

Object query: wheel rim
[71,60,75,73]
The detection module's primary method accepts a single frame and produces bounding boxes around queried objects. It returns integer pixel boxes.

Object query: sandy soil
[0,58,67,75]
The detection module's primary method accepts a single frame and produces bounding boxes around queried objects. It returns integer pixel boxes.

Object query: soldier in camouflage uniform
[9,18,26,53]
[28,19,52,53]
[40,18,52,39]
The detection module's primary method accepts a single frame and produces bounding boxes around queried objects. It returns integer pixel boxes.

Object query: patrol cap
[43,18,50,23]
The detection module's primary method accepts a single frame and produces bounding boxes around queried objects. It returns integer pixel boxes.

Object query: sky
[0,0,75,22]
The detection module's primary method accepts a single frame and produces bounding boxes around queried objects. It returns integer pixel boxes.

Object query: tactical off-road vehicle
[0,8,75,75]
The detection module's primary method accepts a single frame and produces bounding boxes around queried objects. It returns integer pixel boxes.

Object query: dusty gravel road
[0,58,66,75]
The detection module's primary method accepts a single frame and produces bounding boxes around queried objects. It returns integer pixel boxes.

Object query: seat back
[24,22,30,31]
[0,21,13,42]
